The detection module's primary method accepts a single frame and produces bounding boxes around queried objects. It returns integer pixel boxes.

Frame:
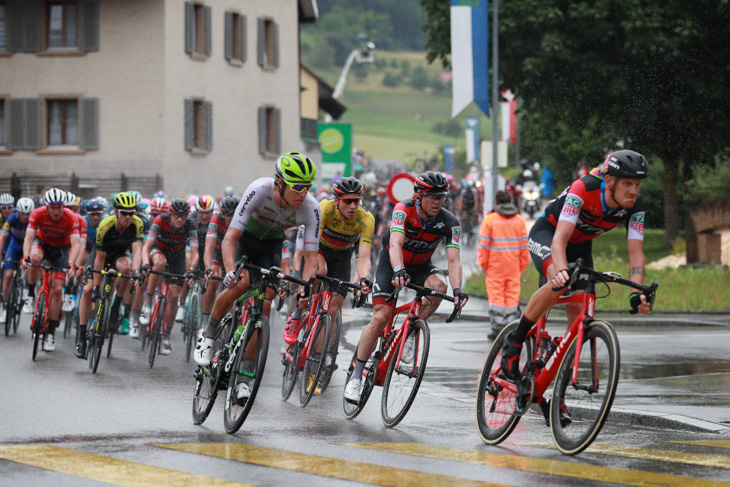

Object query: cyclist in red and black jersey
[502,150,653,384]
[344,171,469,402]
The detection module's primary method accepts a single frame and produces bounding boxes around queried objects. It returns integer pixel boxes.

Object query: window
[225,11,246,65]
[0,3,7,51]
[258,106,280,156]
[184,99,212,153]
[46,1,78,50]
[47,99,78,147]
[7,97,96,152]
[0,99,5,147]
[257,17,278,69]
[185,2,211,58]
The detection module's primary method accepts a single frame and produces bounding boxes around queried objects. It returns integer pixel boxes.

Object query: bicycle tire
[148,301,164,369]
[11,276,22,334]
[381,318,430,427]
[185,291,200,362]
[90,301,107,374]
[192,361,221,425]
[223,315,270,434]
[105,295,116,359]
[281,342,301,401]
[318,311,342,394]
[299,314,330,407]
[343,346,377,420]
[550,320,620,455]
[31,294,46,361]
[4,273,15,336]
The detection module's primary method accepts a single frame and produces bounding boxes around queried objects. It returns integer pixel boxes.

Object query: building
[0,0,340,200]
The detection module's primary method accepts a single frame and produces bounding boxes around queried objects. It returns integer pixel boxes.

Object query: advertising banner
[317,123,352,181]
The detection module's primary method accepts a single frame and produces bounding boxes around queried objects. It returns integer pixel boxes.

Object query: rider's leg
[201,269,250,339]
[26,246,45,295]
[200,264,221,331]
[165,283,181,335]
[48,275,65,336]
[419,272,447,319]
[145,252,166,309]
[353,303,393,375]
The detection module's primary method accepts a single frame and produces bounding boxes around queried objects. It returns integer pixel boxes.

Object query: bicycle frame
[285,284,333,371]
[31,267,53,336]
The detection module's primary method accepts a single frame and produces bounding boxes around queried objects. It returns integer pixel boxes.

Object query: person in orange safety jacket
[477,190,530,340]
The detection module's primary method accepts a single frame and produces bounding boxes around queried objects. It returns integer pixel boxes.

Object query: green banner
[317,122,352,181]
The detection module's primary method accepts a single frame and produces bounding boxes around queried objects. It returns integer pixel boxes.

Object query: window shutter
[184,99,194,151]
[224,11,232,61]
[205,6,212,57]
[80,0,99,52]
[273,22,279,68]
[80,98,99,150]
[25,99,41,150]
[240,15,247,63]
[257,18,264,66]
[205,102,213,152]
[7,0,41,53]
[8,99,24,150]
[275,108,281,154]
[184,2,194,54]
[258,106,266,155]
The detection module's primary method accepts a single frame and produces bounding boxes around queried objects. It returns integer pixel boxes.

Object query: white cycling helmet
[0,194,13,205]
[16,197,34,213]
[64,191,78,207]
[44,188,67,207]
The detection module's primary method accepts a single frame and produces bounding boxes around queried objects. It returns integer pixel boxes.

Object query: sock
[511,315,537,344]
[352,358,367,380]
[201,313,210,330]
[123,303,132,318]
[27,283,35,298]
[290,306,302,321]
[203,316,219,339]
[48,320,59,335]
[79,324,87,338]
[131,309,141,325]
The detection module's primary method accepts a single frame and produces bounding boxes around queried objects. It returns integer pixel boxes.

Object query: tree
[409,65,429,90]
[420,0,730,248]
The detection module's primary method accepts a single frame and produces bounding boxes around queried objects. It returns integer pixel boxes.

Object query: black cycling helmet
[85,199,105,213]
[414,171,449,195]
[602,150,648,179]
[220,196,240,216]
[169,198,191,214]
[333,177,364,196]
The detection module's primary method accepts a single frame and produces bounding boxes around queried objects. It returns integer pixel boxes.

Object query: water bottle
[233,324,245,343]
[535,335,560,368]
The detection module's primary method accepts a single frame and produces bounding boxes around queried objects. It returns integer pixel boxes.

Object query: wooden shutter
[24,99,41,150]
[240,15,247,63]
[204,6,211,57]
[275,108,281,154]
[257,18,264,66]
[224,11,233,61]
[8,99,24,150]
[184,2,194,54]
[184,99,194,151]
[273,22,279,68]
[205,102,212,152]
[7,0,41,53]
[80,0,99,52]
[80,98,99,150]
[258,106,266,155]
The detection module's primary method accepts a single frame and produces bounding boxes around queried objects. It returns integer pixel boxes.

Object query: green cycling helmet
[113,192,137,210]
[128,190,143,206]
[275,151,317,183]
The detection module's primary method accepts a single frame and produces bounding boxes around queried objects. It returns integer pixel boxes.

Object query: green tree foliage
[410,65,429,90]
[685,149,730,205]
[432,119,463,138]
[382,72,402,88]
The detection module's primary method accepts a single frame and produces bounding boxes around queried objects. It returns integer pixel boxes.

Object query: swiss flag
[501,90,517,144]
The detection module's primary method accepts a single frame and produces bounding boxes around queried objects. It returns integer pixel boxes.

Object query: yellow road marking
[0,445,249,487]
[672,441,730,450]
[584,444,730,469]
[346,443,730,487]
[158,443,506,487]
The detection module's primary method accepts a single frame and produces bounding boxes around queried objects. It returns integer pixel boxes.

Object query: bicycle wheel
[299,314,330,407]
[148,303,164,369]
[476,321,534,444]
[185,291,201,362]
[192,359,222,425]
[318,311,342,394]
[10,277,22,335]
[31,294,46,361]
[343,346,377,420]
[281,341,301,401]
[223,315,270,434]
[90,302,107,374]
[550,320,620,455]
[381,318,430,427]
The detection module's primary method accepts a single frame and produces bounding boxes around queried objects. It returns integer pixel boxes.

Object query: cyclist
[0,197,34,323]
[21,188,81,351]
[123,191,152,336]
[150,197,169,220]
[0,194,15,259]
[140,198,198,355]
[74,193,144,358]
[74,199,106,268]
[62,192,86,314]
[344,171,469,402]
[501,150,652,394]
[194,151,321,401]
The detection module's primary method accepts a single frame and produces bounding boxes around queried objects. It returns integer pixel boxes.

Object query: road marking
[672,440,730,450]
[584,444,730,469]
[158,443,505,486]
[346,443,730,487]
[0,445,249,487]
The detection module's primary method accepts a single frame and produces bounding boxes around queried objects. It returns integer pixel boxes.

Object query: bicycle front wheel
[343,346,376,420]
[185,290,201,362]
[281,341,301,401]
[318,310,342,394]
[550,320,620,455]
[381,318,430,427]
[223,315,270,434]
[299,314,330,407]
[192,361,221,425]
[31,294,46,361]
[10,277,22,335]
[90,303,107,375]
[476,320,533,445]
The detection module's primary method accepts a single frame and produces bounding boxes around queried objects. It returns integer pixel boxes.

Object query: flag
[450,0,489,118]
[501,89,517,144]
[465,116,480,162]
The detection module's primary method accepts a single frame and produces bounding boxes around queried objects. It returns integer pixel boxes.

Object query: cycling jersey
[147,214,197,254]
[95,214,145,254]
[27,206,80,247]
[2,212,27,245]
[319,199,375,251]
[75,213,88,247]
[385,199,461,266]
[190,214,210,261]
[84,214,98,253]
[541,173,645,244]
[229,178,319,251]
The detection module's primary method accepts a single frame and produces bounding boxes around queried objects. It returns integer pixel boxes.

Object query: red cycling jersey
[206,213,229,253]
[75,213,88,245]
[27,207,80,247]
[147,214,198,254]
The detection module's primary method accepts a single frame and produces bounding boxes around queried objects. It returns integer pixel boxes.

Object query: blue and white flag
[450,0,489,118]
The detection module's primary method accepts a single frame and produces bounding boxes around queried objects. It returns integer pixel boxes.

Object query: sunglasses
[423,194,447,202]
[339,198,361,206]
[171,212,188,219]
[283,181,312,193]
[118,210,136,217]
[1,205,13,210]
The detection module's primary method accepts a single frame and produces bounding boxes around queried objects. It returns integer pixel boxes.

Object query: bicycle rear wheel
[184,291,200,362]
[223,315,270,434]
[11,277,22,335]
[281,342,301,401]
[381,318,430,427]
[318,311,341,394]
[550,320,620,455]
[192,360,221,425]
[105,297,116,359]
[343,346,377,420]
[31,294,46,361]
[476,321,533,445]
[90,303,107,374]
[299,314,330,407]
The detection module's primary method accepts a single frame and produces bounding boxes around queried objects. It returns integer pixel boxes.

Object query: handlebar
[26,262,69,273]
[86,267,139,294]
[385,282,463,323]
[315,274,367,308]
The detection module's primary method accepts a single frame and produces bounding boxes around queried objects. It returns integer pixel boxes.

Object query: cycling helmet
[150,197,169,215]
[333,177,364,196]
[44,188,67,207]
[113,192,137,210]
[224,186,235,196]
[275,151,317,183]
[128,190,143,206]
[187,195,198,207]
[602,150,648,179]
[85,199,105,213]
[0,194,13,205]
[414,171,449,195]
[196,194,215,213]
[169,198,191,214]
[16,197,34,213]
[64,191,78,207]
[220,196,240,216]
[154,190,166,199]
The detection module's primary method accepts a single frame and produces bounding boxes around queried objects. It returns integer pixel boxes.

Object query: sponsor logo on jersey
[391,210,406,227]
[453,227,461,243]
[239,191,256,216]
[561,194,582,217]
[630,213,644,234]
[528,238,551,258]
[434,222,445,229]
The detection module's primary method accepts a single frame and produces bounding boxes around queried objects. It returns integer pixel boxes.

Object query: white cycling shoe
[235,381,251,400]
[44,334,56,352]
[344,377,362,402]
[139,305,150,325]
[194,336,214,366]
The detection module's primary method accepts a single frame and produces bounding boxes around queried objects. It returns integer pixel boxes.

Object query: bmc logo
[528,238,550,258]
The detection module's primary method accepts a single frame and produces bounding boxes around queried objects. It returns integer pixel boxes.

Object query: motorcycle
[521,181,541,219]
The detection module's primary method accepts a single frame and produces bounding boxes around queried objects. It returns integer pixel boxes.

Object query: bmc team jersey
[385,199,461,266]
[229,178,320,251]
[542,173,645,243]
[27,207,80,247]
[95,214,145,254]
[319,199,375,251]
[206,213,229,254]
[147,214,198,254]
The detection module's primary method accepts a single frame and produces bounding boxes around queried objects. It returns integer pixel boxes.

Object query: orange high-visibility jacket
[477,209,530,284]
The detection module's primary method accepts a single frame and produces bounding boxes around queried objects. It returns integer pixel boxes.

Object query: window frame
[185,1,211,60]
[0,1,7,53]
[43,0,81,53]
[40,94,84,154]
[185,97,212,155]
[257,16,279,71]
[258,104,280,157]
[0,96,9,154]
[225,10,246,66]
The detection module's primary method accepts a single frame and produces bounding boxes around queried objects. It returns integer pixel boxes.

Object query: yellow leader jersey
[319,199,375,251]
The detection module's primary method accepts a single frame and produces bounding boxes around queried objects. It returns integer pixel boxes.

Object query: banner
[501,90,517,144]
[450,0,489,118]
[317,122,352,181]
[465,116,480,162]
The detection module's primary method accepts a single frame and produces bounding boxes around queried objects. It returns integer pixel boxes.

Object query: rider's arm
[22,229,36,261]
[68,236,81,267]
[301,250,318,284]
[0,231,7,253]
[204,235,216,270]
[221,226,242,276]
[131,241,143,272]
[141,236,153,268]
[446,247,462,292]
[626,239,651,314]
[93,250,106,288]
[548,219,575,287]
[356,242,372,286]
[388,230,406,270]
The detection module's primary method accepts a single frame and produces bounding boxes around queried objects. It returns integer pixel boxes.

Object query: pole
[491,0,499,208]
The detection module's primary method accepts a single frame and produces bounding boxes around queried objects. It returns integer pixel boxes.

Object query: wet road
[2,297,730,486]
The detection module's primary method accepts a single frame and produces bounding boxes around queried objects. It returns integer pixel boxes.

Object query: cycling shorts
[528,218,593,291]
[32,237,69,278]
[150,245,187,286]
[371,247,444,306]
[235,231,282,287]
[318,243,353,295]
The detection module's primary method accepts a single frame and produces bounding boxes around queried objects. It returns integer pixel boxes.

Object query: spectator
[540,164,556,201]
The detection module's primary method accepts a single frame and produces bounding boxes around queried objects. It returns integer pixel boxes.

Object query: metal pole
[491,0,499,207]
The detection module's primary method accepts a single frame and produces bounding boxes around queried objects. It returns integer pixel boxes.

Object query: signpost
[387,173,416,204]
[317,122,352,181]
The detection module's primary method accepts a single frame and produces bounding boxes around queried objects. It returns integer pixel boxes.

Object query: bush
[685,149,730,204]
[382,71,401,87]
[409,65,429,90]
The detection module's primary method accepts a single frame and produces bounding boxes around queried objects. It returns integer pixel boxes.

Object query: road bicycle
[343,282,462,427]
[26,262,69,361]
[181,272,206,362]
[62,276,81,339]
[281,274,362,407]
[476,259,659,455]
[3,262,24,336]
[192,258,307,434]
[84,268,136,374]
[144,269,188,369]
